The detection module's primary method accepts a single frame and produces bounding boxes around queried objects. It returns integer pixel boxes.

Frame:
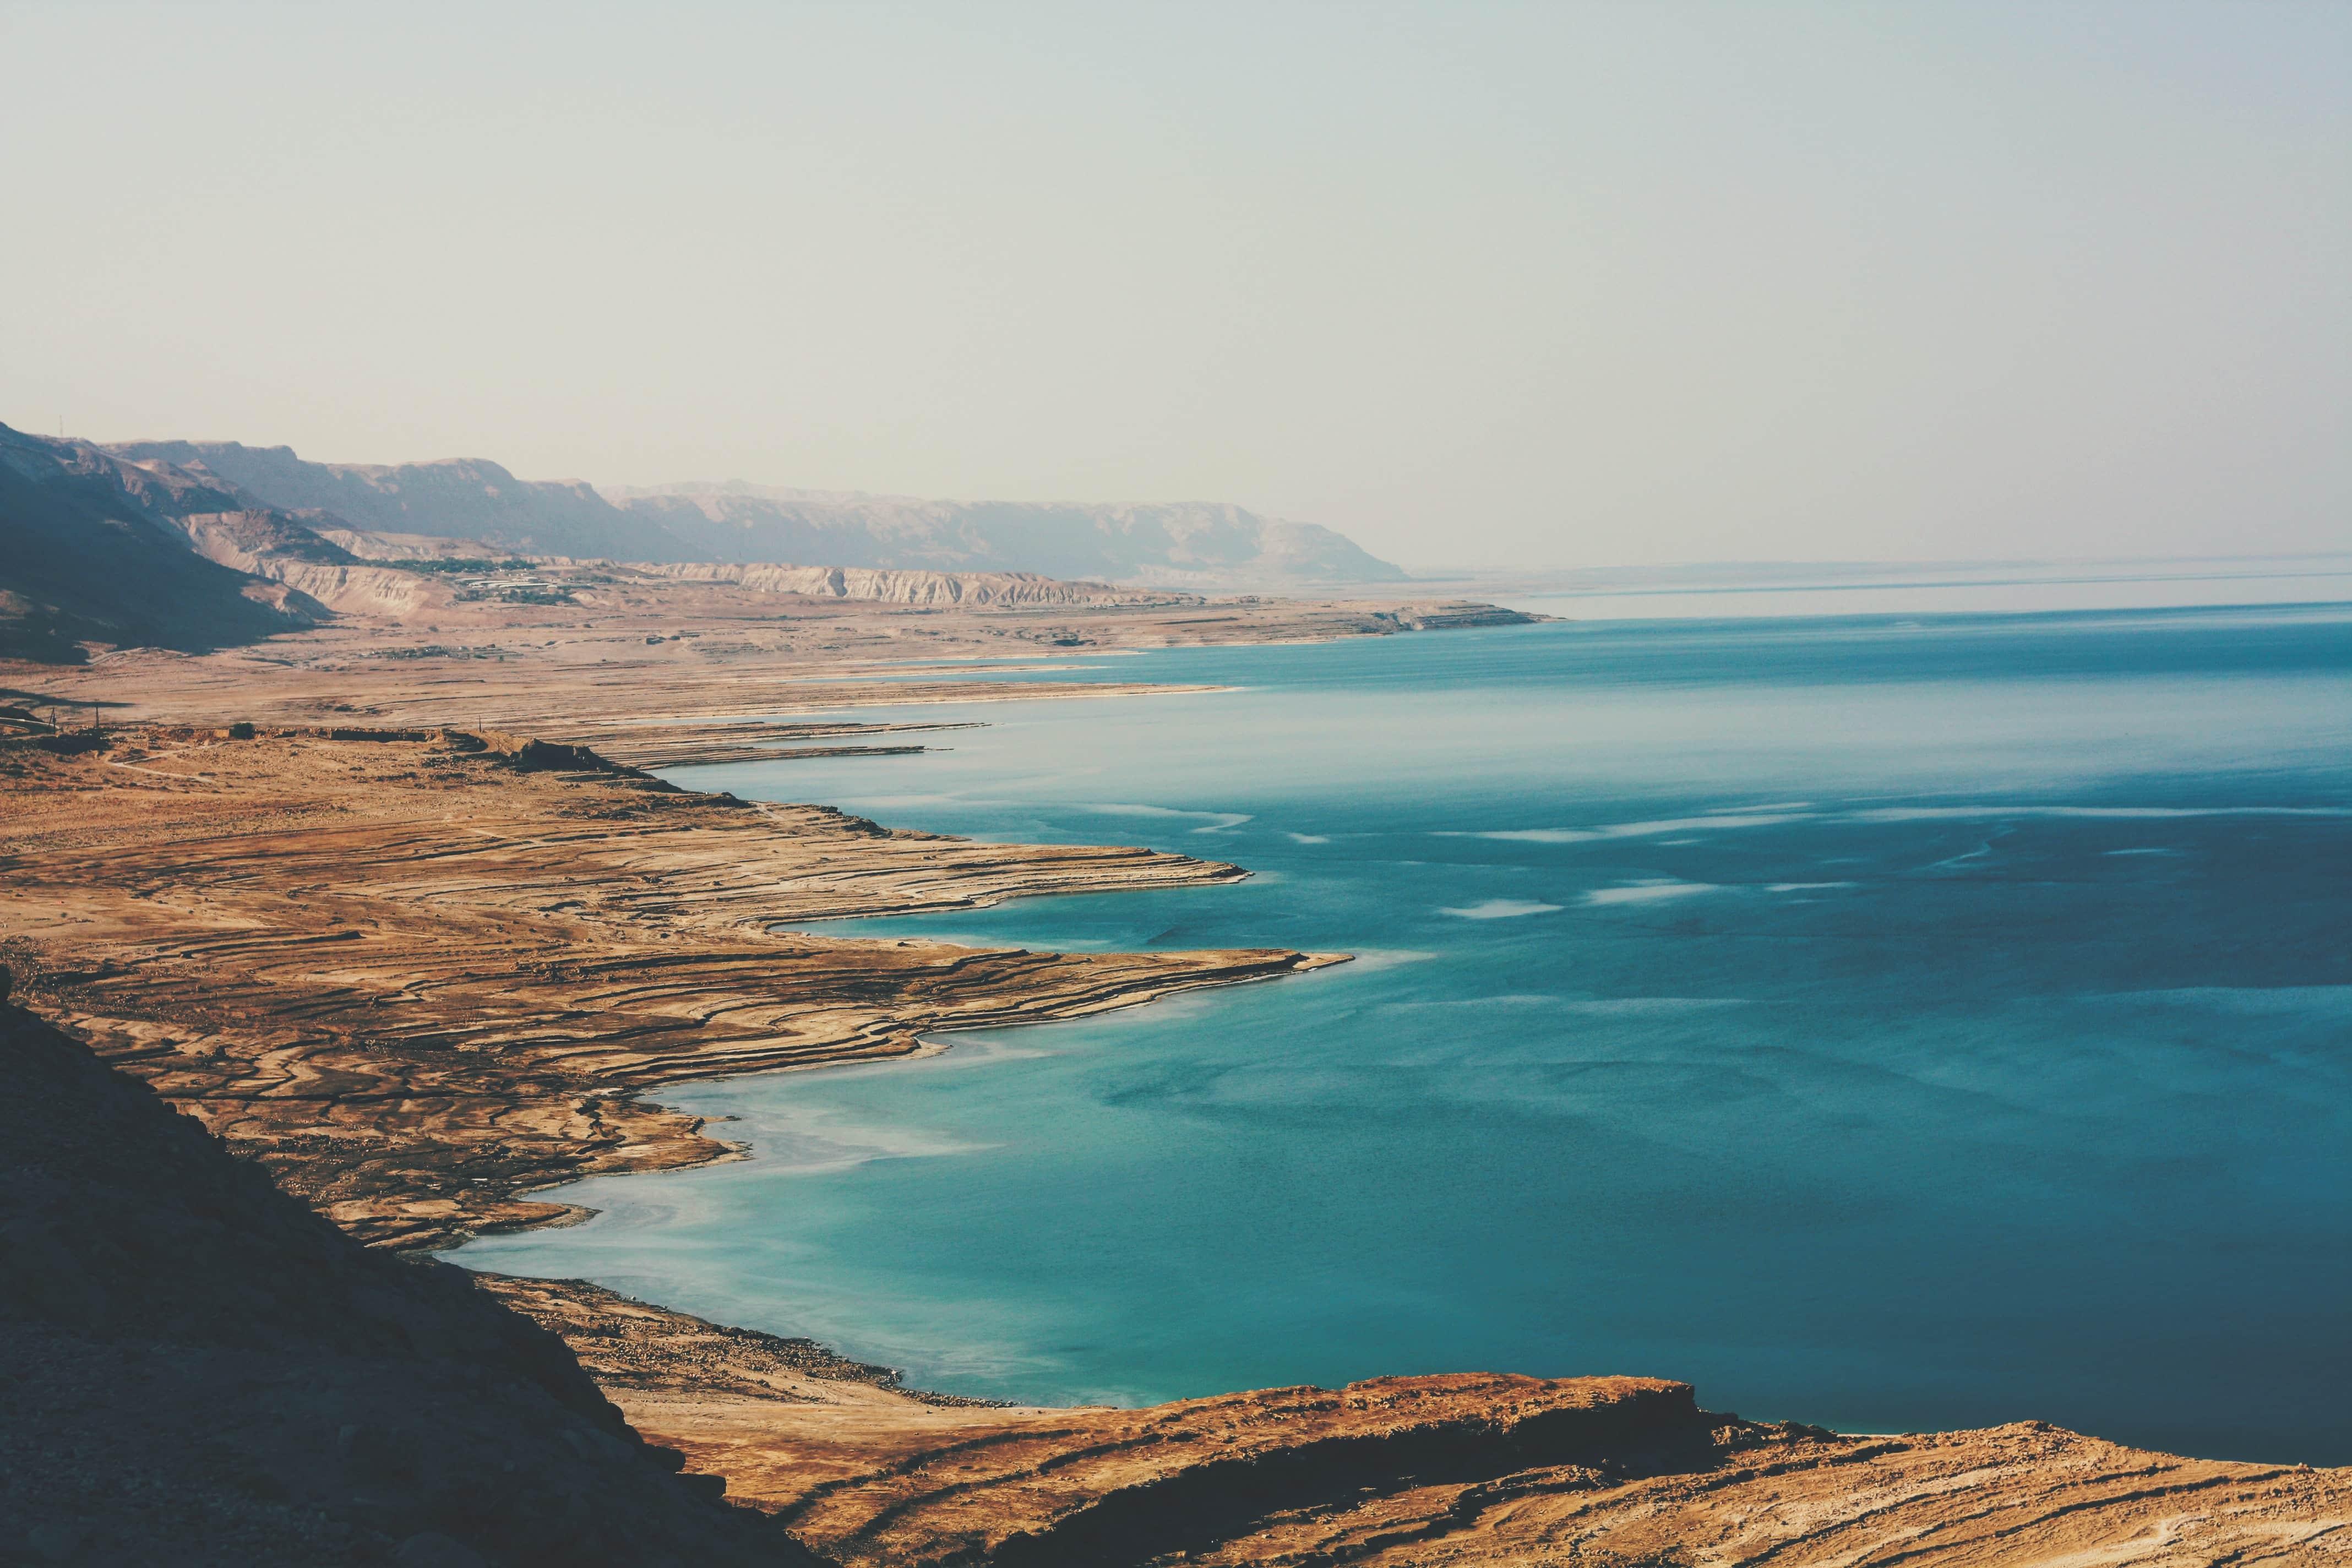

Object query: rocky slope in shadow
[0,423,327,661]
[0,988,816,1567]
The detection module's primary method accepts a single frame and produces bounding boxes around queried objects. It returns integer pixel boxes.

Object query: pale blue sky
[4,1,2345,568]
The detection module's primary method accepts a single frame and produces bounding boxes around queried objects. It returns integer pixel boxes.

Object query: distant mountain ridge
[0,427,1414,661]
[108,441,1404,587]
[107,441,654,561]
[0,426,1282,660]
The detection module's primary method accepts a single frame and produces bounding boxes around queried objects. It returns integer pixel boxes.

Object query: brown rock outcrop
[479,1276,2352,1566]
[764,1374,1725,1566]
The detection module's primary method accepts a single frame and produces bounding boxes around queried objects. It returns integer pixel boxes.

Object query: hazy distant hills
[0,425,1404,660]
[111,442,1406,587]
[608,483,1405,588]
[108,441,653,562]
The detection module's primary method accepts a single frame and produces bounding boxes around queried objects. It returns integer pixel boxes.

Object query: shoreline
[459,945,1354,1250]
[449,948,1358,1398]
[3,724,1338,1249]
[7,601,2346,1562]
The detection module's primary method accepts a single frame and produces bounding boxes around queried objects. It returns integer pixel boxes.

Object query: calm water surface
[455,603,2352,1463]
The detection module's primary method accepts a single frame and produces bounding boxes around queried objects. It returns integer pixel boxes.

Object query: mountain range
[0,425,1406,660]
[110,441,1404,587]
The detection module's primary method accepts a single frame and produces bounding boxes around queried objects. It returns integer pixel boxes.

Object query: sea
[453,580,2352,1466]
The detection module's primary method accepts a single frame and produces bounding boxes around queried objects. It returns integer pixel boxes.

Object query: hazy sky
[5,2,2346,569]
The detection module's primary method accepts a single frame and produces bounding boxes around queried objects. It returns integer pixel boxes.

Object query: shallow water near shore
[454,602,2352,1464]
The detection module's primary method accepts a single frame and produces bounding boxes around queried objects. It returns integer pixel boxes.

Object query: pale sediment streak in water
[1438,898,1564,919]
[1583,880,1718,906]
[1081,802,1255,834]
[1440,803,2352,846]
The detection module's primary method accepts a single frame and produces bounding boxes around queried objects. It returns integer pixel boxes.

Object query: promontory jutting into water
[458,601,2352,1466]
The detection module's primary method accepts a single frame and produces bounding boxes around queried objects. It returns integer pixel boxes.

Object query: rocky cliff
[165,508,460,617]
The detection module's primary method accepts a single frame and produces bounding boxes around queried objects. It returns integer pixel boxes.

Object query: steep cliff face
[167,510,459,617]
[162,512,459,616]
[0,425,328,661]
[160,505,362,569]
[0,993,814,1567]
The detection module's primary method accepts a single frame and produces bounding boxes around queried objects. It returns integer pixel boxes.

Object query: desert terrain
[7,585,2348,1565]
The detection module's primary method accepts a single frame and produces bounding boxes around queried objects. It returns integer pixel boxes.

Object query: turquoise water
[455,604,2352,1464]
